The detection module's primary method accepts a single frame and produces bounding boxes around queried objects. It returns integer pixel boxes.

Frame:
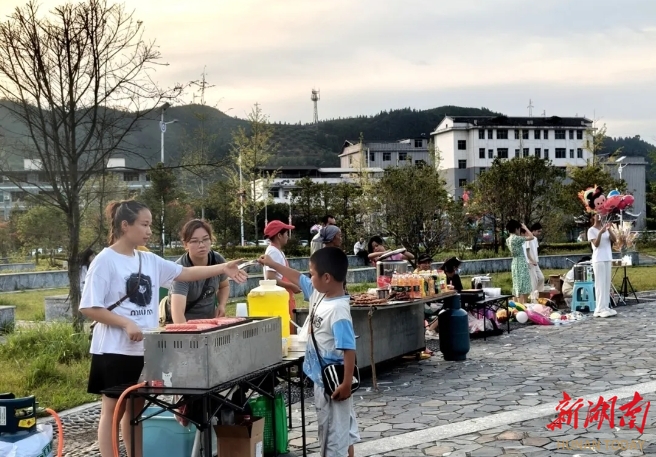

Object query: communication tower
[311,89,320,125]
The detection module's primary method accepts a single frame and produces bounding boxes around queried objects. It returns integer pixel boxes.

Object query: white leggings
[593,261,611,312]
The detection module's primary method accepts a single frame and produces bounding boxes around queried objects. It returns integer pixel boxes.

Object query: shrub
[0,323,89,365]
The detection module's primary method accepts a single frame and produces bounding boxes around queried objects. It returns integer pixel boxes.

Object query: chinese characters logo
[547,392,650,433]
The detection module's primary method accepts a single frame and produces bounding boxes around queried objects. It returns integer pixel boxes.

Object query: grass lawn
[0,323,96,411]
[487,264,656,296]
[0,288,69,321]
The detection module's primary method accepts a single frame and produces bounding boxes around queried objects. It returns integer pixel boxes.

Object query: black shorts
[88,353,144,398]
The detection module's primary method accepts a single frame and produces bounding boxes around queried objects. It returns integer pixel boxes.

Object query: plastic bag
[0,424,53,457]
[467,313,484,333]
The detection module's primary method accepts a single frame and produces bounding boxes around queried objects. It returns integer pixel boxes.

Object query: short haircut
[506,219,521,233]
[310,247,348,283]
[322,214,335,224]
[180,219,213,243]
[530,222,543,231]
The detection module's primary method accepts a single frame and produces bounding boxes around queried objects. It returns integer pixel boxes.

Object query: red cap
[264,220,295,238]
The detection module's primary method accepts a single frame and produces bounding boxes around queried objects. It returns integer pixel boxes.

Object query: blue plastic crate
[142,406,216,457]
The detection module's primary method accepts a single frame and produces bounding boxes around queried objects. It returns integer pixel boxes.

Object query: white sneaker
[599,310,612,318]
[607,309,617,316]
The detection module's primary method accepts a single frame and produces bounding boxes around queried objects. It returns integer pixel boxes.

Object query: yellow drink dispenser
[247,280,291,344]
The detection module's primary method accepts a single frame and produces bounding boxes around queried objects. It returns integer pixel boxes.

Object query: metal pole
[264,183,268,226]
[160,109,165,256]
[288,193,292,236]
[618,166,624,227]
[201,179,205,220]
[239,152,245,246]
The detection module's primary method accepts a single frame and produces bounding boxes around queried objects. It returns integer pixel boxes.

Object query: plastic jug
[247,280,290,343]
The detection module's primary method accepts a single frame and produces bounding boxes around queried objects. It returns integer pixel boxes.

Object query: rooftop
[439,115,593,129]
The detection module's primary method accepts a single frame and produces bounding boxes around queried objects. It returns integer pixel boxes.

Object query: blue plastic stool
[571,281,596,313]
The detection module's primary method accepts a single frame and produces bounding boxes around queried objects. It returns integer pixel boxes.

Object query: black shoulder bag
[309,296,361,396]
[164,252,217,324]
[89,251,142,339]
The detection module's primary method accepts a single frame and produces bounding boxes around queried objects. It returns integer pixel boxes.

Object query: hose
[112,382,147,457]
[44,408,64,457]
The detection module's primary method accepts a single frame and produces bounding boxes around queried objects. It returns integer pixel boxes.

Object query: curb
[54,401,101,417]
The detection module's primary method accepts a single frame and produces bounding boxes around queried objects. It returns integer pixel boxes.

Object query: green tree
[0,0,180,329]
[291,177,322,233]
[331,182,363,249]
[227,104,278,243]
[468,156,565,249]
[141,164,188,250]
[16,205,67,265]
[206,180,241,245]
[372,164,451,259]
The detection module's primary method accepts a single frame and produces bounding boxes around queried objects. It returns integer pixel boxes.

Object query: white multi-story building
[339,138,432,169]
[431,115,594,197]
[0,157,151,219]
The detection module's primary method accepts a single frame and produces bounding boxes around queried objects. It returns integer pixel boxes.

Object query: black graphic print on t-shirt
[126,273,153,307]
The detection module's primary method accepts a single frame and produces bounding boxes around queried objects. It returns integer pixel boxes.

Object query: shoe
[607,309,617,316]
[599,311,612,318]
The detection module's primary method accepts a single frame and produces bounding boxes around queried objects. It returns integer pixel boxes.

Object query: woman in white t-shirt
[587,213,617,318]
[79,200,248,457]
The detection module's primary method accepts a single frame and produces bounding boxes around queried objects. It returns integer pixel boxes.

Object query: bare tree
[0,0,181,329]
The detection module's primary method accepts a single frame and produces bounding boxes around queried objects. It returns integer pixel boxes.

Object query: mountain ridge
[0,101,653,172]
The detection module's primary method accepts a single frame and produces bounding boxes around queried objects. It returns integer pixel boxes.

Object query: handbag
[162,252,217,324]
[89,252,142,339]
[309,296,360,397]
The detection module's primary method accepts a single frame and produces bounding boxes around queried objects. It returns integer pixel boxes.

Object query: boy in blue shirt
[258,247,359,457]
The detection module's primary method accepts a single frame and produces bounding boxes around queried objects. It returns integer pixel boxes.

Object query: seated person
[426,257,464,338]
[414,254,433,273]
[443,257,463,292]
[367,236,415,265]
[562,256,592,298]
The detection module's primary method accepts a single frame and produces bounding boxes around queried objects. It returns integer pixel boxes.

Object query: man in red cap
[263,220,300,333]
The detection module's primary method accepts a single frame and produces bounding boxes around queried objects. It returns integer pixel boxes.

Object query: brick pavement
[45,296,656,456]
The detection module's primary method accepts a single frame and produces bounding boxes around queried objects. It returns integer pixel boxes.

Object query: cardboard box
[215,416,264,457]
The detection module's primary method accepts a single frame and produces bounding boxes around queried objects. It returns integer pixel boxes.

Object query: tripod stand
[618,265,638,303]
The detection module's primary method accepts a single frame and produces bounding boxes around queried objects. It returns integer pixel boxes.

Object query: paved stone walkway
[48,295,656,456]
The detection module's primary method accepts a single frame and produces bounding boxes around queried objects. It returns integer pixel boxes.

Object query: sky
[2,0,656,144]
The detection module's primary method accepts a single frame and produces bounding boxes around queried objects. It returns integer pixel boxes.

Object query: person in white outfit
[587,214,617,318]
[525,223,544,294]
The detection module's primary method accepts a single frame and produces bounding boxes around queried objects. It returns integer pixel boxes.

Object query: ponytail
[105,200,149,244]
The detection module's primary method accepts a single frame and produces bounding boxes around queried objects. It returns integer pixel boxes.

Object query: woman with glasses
[163,219,230,323]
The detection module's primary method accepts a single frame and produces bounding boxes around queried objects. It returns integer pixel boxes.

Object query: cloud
[1,0,655,142]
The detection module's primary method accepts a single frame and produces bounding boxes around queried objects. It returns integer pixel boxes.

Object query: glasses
[188,238,212,247]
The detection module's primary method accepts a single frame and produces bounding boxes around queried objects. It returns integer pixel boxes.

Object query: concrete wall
[0,263,35,272]
[0,253,636,294]
[0,270,69,291]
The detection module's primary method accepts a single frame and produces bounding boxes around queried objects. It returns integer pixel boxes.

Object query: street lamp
[616,156,627,181]
[239,152,245,246]
[159,102,178,255]
[616,156,627,227]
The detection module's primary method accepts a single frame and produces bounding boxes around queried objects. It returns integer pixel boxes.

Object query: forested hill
[0,100,653,172]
